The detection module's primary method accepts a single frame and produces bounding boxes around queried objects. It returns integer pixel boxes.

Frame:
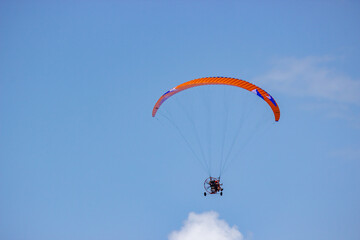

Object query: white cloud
[330,146,360,161]
[256,56,360,105]
[168,211,244,240]
[255,56,360,125]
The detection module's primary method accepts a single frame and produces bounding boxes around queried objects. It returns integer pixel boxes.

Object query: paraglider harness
[204,177,223,196]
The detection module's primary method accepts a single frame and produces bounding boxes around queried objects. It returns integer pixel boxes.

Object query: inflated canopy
[152,77,280,121]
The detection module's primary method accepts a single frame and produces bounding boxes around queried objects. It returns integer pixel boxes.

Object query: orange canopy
[152,77,280,122]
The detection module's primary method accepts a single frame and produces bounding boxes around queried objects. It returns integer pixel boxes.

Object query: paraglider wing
[152,77,280,121]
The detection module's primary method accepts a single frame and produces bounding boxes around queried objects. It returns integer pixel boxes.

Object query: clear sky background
[1,1,360,240]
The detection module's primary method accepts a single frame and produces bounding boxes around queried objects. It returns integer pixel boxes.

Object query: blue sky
[1,1,360,239]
